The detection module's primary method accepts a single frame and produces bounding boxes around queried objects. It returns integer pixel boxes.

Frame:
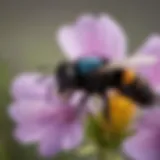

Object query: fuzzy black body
[75,66,122,94]
[55,57,108,93]
[55,57,155,106]
[76,67,155,106]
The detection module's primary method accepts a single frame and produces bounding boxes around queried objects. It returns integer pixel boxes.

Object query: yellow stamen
[98,91,136,133]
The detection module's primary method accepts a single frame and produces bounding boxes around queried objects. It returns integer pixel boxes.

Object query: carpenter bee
[55,54,157,119]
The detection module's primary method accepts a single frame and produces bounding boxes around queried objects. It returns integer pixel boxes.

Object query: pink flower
[136,35,160,92]
[123,107,160,160]
[9,13,160,158]
[121,35,160,160]
[57,14,127,61]
[9,73,88,157]
[11,73,54,101]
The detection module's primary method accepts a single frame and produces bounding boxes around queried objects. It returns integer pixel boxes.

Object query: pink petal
[74,15,104,57]
[11,72,54,100]
[8,100,55,124]
[97,14,127,60]
[69,91,86,107]
[57,14,127,60]
[8,98,83,126]
[14,124,46,144]
[61,121,83,150]
[123,130,160,160]
[57,25,81,60]
[138,35,160,56]
[38,125,63,157]
[136,107,160,131]
[136,35,160,90]
[38,120,83,157]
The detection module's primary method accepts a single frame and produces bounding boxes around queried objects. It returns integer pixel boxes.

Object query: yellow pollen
[98,91,136,133]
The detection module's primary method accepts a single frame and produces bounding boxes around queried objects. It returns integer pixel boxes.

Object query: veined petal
[57,26,81,60]
[38,118,83,157]
[136,35,160,89]
[14,124,46,144]
[10,72,54,101]
[57,14,127,60]
[8,100,55,124]
[136,107,160,131]
[61,121,84,150]
[38,125,62,157]
[123,130,160,160]
[98,14,127,60]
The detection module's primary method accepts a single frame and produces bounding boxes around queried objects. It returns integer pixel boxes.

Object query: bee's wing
[101,53,157,71]
[118,54,156,68]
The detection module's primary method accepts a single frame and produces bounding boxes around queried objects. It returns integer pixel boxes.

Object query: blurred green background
[0,0,160,159]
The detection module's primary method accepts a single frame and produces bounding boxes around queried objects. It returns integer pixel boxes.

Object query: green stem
[97,147,107,160]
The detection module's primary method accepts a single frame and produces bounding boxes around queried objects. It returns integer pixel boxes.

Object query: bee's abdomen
[119,77,155,106]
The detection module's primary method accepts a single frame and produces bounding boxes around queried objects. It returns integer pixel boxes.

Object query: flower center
[98,91,137,133]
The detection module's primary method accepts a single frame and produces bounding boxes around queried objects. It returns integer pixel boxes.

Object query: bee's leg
[58,89,74,102]
[102,92,111,122]
[76,93,89,114]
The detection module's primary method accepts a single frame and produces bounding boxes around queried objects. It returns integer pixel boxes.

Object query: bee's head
[55,62,76,93]
[120,69,155,106]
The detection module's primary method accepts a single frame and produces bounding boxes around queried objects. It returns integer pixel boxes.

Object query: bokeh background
[0,0,160,159]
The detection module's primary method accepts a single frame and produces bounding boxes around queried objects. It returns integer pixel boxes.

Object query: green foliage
[85,115,109,148]
[85,115,127,150]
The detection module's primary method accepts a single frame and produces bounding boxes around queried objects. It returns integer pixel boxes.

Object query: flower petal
[57,25,81,61]
[38,125,63,157]
[123,130,160,160]
[8,100,55,124]
[57,14,127,60]
[62,121,83,150]
[14,124,46,144]
[38,120,83,157]
[136,35,160,90]
[97,14,127,60]
[136,107,160,131]
[10,72,54,100]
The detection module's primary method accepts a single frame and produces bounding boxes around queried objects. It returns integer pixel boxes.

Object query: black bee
[55,55,156,118]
